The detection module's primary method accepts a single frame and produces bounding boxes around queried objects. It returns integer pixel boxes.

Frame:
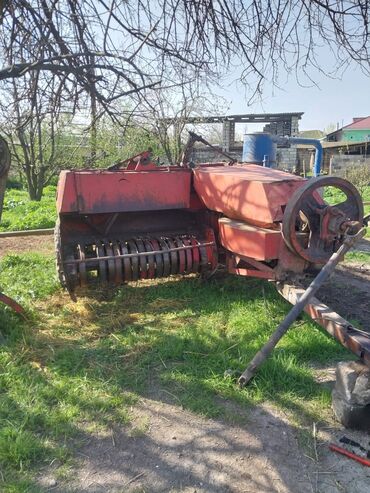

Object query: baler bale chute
[55,135,369,381]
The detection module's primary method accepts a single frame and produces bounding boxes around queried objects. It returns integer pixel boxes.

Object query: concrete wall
[192,143,300,172]
[222,121,235,151]
[329,155,370,177]
[263,116,300,137]
[276,146,298,171]
[192,116,302,169]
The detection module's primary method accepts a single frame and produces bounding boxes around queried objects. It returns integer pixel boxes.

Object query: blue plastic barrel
[242,132,276,167]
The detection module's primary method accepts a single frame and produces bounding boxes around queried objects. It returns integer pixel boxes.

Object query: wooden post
[329,155,333,175]
[309,152,314,175]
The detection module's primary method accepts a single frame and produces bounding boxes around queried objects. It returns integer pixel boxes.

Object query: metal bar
[233,254,276,274]
[0,228,54,238]
[238,228,366,387]
[0,292,25,317]
[162,112,304,125]
[278,285,370,368]
[63,241,216,265]
[181,131,235,165]
[272,136,323,176]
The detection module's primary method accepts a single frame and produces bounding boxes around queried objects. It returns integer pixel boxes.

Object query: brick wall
[276,146,298,171]
[192,144,301,172]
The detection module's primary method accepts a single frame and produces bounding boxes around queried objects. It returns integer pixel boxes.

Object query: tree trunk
[0,136,11,222]
[25,171,42,201]
[0,173,7,222]
[26,179,38,200]
[90,55,97,167]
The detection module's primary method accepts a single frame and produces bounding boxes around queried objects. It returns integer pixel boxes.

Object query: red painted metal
[219,217,282,261]
[329,444,370,467]
[193,164,305,227]
[57,167,192,214]
[226,254,275,279]
[0,292,25,317]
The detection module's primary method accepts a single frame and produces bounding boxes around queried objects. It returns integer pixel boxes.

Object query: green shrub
[0,187,56,232]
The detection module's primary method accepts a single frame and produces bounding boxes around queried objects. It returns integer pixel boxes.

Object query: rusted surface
[282,176,363,264]
[193,164,305,227]
[226,253,276,280]
[0,292,25,316]
[61,232,217,292]
[55,154,365,298]
[279,284,370,367]
[219,217,282,261]
[57,168,192,214]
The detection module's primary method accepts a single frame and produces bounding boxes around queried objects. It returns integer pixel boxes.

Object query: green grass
[0,187,57,232]
[0,254,137,491]
[0,252,356,491]
[345,251,370,263]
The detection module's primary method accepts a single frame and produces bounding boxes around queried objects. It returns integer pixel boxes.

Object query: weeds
[0,186,57,232]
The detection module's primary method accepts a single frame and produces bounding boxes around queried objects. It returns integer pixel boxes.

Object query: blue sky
[216,64,369,132]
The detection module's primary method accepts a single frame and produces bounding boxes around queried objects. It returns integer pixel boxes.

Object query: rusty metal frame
[282,176,364,264]
[0,292,25,317]
[226,253,276,280]
[63,241,216,266]
[278,284,370,368]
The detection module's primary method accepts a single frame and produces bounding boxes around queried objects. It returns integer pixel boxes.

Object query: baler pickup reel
[55,144,369,376]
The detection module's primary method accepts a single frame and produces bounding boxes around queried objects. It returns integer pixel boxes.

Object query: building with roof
[326,116,370,142]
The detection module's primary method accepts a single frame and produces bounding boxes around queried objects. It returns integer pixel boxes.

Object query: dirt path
[39,398,370,493]
[0,233,54,258]
[316,263,370,331]
[355,238,370,253]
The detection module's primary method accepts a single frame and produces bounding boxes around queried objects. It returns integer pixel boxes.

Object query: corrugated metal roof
[297,140,370,149]
[343,116,370,130]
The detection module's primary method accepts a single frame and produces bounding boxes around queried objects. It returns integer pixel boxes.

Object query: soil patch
[0,233,54,258]
[39,398,370,493]
[316,262,370,331]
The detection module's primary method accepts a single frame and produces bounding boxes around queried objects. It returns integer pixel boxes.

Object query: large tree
[0,72,82,200]
[0,1,369,201]
[0,1,369,108]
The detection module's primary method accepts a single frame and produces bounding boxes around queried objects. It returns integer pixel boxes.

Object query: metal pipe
[238,227,366,387]
[278,286,370,368]
[0,292,25,317]
[272,136,323,176]
[63,241,216,265]
[0,228,54,238]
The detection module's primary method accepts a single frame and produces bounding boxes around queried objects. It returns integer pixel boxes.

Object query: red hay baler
[55,148,370,380]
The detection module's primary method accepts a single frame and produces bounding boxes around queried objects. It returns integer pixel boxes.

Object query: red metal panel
[57,168,192,214]
[56,171,78,213]
[193,164,305,227]
[219,217,282,261]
